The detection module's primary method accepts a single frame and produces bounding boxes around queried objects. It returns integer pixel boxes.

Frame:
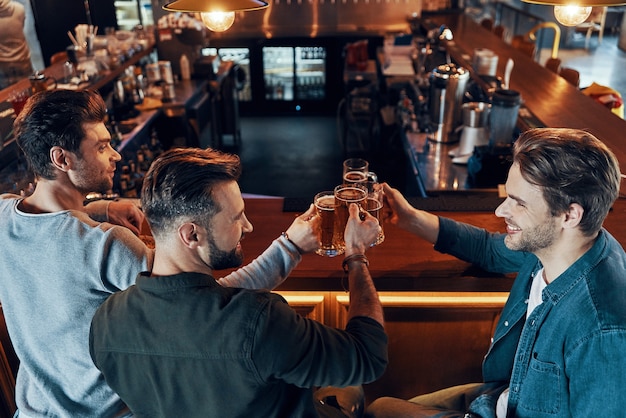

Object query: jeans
[365,382,507,418]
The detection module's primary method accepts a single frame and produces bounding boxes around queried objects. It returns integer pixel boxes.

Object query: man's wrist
[342,254,369,273]
[281,231,304,254]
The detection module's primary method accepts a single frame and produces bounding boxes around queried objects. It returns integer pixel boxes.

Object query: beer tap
[438,26,453,65]
[423,24,454,73]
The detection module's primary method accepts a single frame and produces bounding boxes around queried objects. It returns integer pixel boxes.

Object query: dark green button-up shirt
[90,272,387,418]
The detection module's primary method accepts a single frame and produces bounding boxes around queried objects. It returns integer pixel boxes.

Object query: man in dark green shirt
[90,147,388,418]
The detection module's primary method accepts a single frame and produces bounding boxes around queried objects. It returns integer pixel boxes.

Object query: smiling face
[202,181,253,270]
[66,122,121,194]
[495,162,561,256]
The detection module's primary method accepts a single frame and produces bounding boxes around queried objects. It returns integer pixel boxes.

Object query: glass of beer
[342,158,369,185]
[314,191,343,257]
[333,183,368,252]
[9,89,30,117]
[365,182,385,246]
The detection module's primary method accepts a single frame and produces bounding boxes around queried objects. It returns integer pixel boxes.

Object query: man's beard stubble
[208,235,244,271]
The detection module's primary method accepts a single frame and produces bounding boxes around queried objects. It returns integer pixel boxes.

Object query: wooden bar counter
[226,196,626,403]
[232,198,515,292]
[0,44,155,105]
[432,13,626,178]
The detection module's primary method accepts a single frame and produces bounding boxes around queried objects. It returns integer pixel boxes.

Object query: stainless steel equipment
[450,102,491,164]
[489,89,522,148]
[428,63,469,143]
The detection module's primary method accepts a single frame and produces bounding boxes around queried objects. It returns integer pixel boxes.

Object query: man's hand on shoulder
[106,200,145,236]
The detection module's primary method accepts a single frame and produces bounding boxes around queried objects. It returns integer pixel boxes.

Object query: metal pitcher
[29,71,57,94]
[428,63,469,143]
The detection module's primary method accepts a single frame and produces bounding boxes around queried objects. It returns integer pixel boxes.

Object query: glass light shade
[553,5,593,26]
[163,0,268,13]
[200,11,235,32]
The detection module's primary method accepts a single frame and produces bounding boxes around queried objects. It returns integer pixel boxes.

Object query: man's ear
[178,223,203,248]
[563,203,584,229]
[50,146,71,172]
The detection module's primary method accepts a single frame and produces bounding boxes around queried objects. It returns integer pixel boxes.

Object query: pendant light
[521,0,626,27]
[163,0,269,32]
[553,5,592,26]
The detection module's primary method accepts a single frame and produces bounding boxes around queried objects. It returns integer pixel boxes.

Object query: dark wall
[29,0,116,66]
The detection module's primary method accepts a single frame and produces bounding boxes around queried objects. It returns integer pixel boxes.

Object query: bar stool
[559,68,580,88]
[545,58,562,73]
[525,22,562,64]
[493,25,506,40]
[480,18,505,40]
[480,18,494,31]
[511,35,536,60]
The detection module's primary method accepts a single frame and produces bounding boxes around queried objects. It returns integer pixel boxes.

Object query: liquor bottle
[180,54,191,80]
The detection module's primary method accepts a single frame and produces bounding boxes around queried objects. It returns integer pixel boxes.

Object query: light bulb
[200,11,236,32]
[553,5,592,26]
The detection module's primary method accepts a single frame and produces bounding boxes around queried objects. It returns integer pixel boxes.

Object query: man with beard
[364,128,626,418]
[89,147,388,418]
[0,90,321,417]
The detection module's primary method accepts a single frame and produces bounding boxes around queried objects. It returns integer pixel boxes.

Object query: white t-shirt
[496,268,547,417]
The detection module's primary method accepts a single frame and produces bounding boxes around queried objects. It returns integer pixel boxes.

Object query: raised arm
[382,183,439,244]
[217,204,320,290]
[343,203,384,326]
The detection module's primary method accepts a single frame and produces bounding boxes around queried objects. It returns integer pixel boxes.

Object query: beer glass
[342,158,369,185]
[365,182,385,246]
[9,89,30,117]
[333,183,367,252]
[314,191,343,257]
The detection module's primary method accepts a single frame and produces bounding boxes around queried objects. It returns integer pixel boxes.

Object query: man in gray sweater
[0,89,319,417]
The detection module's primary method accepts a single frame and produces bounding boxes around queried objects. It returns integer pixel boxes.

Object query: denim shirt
[436,217,626,417]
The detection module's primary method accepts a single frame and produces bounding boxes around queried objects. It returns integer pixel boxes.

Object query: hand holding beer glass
[365,181,385,246]
[314,158,384,255]
[345,158,384,246]
[334,183,368,251]
[314,184,369,256]
[314,190,343,257]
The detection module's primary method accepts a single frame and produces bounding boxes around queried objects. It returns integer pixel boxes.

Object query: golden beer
[365,196,385,246]
[334,184,367,251]
[365,197,382,222]
[342,158,369,186]
[314,192,343,257]
[343,171,368,185]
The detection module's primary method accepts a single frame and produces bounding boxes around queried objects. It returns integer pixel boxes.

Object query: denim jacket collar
[542,229,606,305]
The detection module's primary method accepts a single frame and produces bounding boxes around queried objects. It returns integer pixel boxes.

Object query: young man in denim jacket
[365,127,626,417]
